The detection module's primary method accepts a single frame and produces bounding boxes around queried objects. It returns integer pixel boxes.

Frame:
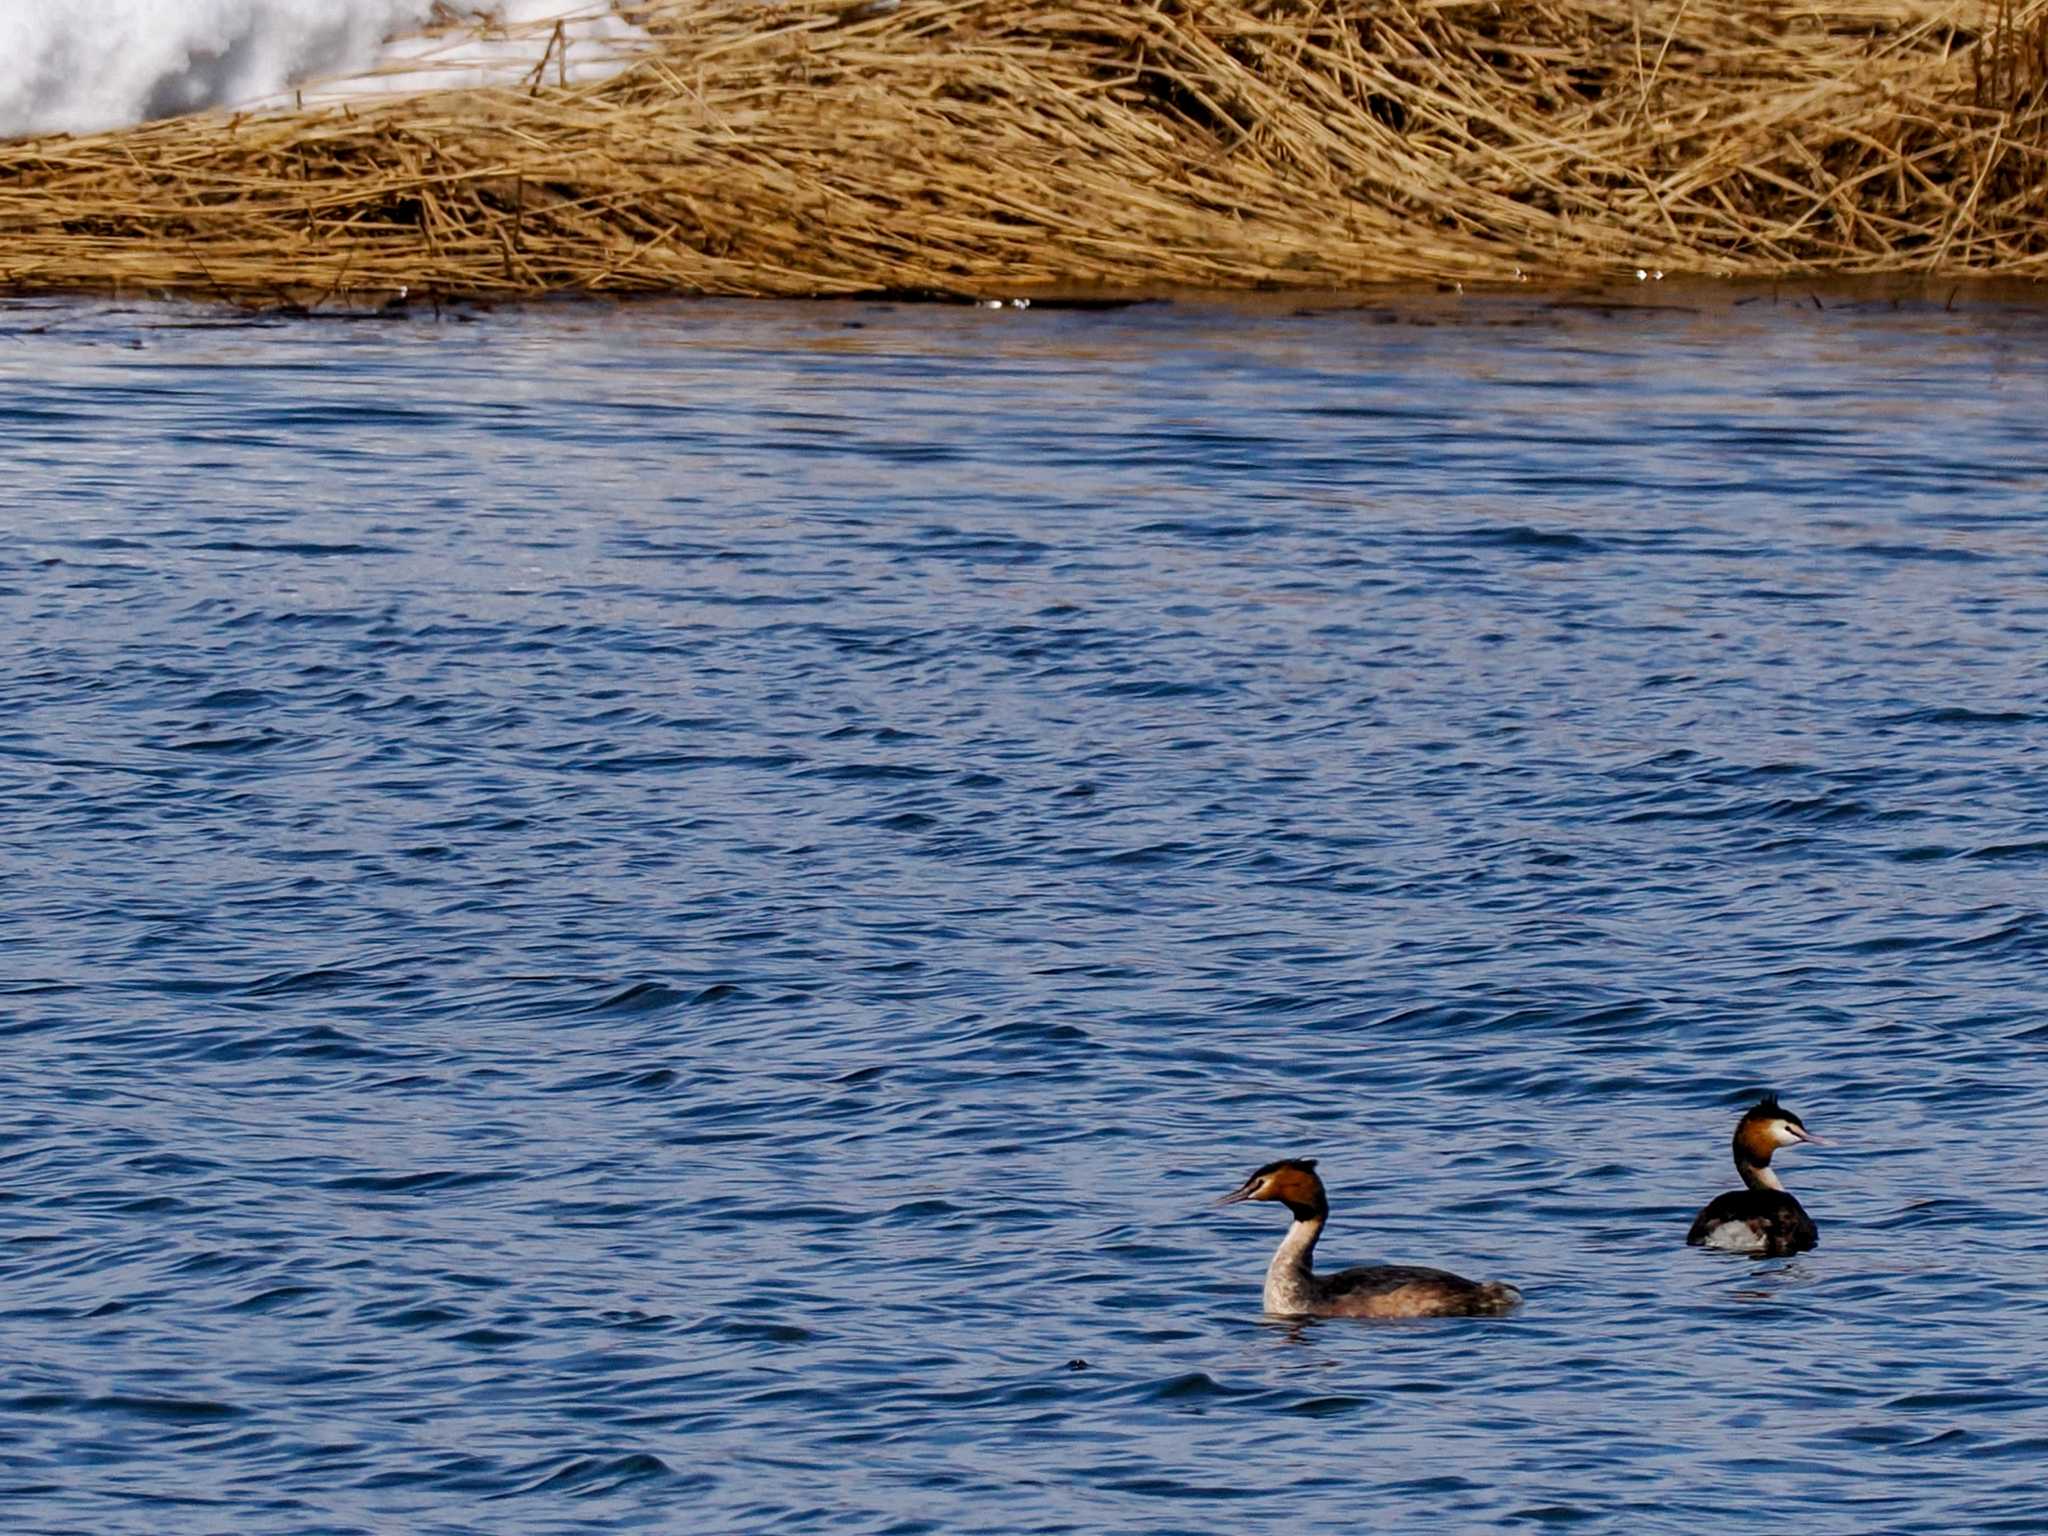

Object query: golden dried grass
[2,0,2046,305]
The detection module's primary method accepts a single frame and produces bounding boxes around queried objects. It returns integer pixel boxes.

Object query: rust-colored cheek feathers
[1263,1165,1322,1208]
[1734,1114,1793,1165]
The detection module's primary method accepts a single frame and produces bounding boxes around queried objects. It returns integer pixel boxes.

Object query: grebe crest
[1686,1093,1826,1256]
[1218,1157,1520,1320]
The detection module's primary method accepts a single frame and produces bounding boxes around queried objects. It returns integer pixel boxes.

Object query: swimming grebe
[1686,1094,1825,1256]
[1217,1158,1521,1319]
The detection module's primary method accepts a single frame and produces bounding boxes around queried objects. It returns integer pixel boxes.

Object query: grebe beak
[1216,1178,1260,1206]
[1792,1126,1828,1146]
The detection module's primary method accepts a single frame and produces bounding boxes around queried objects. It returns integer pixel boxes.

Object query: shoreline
[3,0,2045,309]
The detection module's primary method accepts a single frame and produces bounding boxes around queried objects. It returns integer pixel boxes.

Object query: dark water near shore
[5,286,2048,1535]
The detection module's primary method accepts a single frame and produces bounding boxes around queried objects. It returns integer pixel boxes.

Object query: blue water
[5,287,2048,1535]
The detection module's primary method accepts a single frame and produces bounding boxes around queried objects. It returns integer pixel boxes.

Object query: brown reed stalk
[1,0,2045,307]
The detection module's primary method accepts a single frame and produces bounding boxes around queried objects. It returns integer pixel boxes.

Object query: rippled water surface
[5,287,2048,1534]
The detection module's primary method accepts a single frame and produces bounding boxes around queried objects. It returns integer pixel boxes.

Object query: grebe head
[1729,1095,1826,1194]
[1734,1094,1825,1163]
[1217,1158,1326,1220]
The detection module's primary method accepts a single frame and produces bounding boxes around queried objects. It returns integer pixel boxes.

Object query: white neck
[1264,1214,1323,1315]
[1739,1158,1786,1193]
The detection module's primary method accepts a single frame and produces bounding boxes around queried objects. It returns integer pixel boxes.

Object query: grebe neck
[1263,1198,1327,1314]
[1737,1155,1786,1194]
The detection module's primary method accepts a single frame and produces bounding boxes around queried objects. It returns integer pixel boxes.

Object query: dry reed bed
[2,0,2046,305]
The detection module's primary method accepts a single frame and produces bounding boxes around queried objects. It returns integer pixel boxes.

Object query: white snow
[0,2,653,140]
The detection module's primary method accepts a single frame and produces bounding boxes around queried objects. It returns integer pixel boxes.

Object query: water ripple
[2,289,2047,1534]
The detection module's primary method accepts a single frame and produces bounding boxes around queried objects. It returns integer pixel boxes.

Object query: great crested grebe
[1217,1158,1522,1319]
[1686,1094,1826,1256]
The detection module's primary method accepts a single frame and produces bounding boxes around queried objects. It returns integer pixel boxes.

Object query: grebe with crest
[1686,1094,1826,1256]
[1217,1158,1521,1319]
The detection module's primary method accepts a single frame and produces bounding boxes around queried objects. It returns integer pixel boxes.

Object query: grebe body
[1218,1158,1520,1320]
[1686,1094,1824,1256]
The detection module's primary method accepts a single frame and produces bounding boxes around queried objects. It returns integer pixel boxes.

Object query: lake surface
[4,285,2048,1535]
